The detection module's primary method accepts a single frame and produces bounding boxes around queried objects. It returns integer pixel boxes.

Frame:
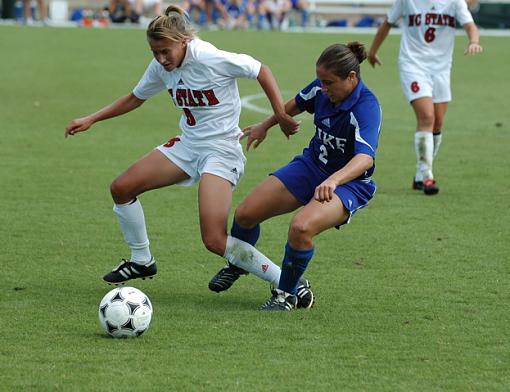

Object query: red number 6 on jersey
[424,27,436,43]
[410,81,420,93]
[182,108,196,126]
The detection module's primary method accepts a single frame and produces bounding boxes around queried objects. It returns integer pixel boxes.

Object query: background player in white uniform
[65,5,299,285]
[368,0,482,195]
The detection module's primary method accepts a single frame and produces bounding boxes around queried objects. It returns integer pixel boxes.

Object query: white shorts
[399,68,451,103]
[156,136,246,188]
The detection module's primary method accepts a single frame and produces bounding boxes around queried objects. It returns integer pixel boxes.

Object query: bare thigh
[411,97,435,131]
[198,173,234,256]
[111,149,190,204]
[288,194,349,249]
[235,175,302,228]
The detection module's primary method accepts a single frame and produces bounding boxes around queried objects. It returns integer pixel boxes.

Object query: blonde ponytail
[147,4,196,42]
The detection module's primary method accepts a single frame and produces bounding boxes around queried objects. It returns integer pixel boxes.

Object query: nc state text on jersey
[168,89,220,107]
[408,13,455,27]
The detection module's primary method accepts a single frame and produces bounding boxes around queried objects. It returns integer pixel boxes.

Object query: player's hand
[367,52,382,67]
[241,123,269,151]
[465,42,483,55]
[275,112,300,139]
[65,116,94,138]
[314,178,337,203]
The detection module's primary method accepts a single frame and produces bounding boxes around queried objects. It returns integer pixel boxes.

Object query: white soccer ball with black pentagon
[98,287,153,338]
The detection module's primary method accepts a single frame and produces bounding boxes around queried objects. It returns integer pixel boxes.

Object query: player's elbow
[359,154,374,172]
[128,93,145,108]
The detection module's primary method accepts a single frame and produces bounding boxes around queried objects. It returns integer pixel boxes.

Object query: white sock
[224,236,280,286]
[113,199,152,264]
[414,131,434,181]
[433,132,442,158]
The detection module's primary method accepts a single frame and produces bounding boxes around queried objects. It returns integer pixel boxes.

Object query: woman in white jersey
[65,5,299,285]
[368,0,482,195]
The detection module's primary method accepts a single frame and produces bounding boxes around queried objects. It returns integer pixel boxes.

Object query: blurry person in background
[368,0,482,195]
[205,0,230,27]
[131,0,163,19]
[181,0,206,25]
[23,0,47,25]
[290,0,309,27]
[109,0,139,22]
[258,0,291,29]
[225,0,253,29]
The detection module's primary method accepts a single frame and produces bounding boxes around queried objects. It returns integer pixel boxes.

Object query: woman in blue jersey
[209,42,382,310]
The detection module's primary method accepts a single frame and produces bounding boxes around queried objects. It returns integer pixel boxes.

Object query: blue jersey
[294,78,381,180]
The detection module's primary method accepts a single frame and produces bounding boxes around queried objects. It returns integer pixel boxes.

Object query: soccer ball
[98,287,153,338]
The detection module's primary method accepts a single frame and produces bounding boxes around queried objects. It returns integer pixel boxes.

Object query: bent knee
[234,204,259,228]
[110,177,136,204]
[288,217,313,245]
[202,234,227,256]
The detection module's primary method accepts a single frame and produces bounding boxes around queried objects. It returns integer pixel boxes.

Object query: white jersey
[387,0,473,72]
[133,38,261,144]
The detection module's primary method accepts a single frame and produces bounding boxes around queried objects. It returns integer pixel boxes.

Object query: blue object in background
[326,19,347,27]
[355,15,375,27]
[14,0,23,21]
[70,8,83,22]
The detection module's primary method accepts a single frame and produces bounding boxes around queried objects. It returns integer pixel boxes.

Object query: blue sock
[230,217,260,246]
[278,242,314,295]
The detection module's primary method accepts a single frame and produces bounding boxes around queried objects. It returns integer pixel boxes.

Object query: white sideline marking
[241,92,309,122]
[241,93,273,115]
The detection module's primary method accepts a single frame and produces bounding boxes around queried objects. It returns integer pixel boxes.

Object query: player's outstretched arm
[463,22,483,55]
[241,98,303,150]
[65,93,145,138]
[256,64,300,138]
[368,19,392,67]
[242,123,270,151]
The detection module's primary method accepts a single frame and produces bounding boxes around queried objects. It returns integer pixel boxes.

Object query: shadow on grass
[156,290,261,311]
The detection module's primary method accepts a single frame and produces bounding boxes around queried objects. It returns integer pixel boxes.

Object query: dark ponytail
[316,41,367,79]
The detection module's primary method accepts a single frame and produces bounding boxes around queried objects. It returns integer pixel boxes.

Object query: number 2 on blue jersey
[318,144,328,164]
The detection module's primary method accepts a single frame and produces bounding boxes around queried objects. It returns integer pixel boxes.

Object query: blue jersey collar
[338,78,364,111]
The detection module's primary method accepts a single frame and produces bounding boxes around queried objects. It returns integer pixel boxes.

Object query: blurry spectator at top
[130,0,163,18]
[258,0,291,29]
[225,0,255,29]
[290,0,308,27]
[181,0,206,24]
[205,0,230,27]
[181,0,231,28]
[109,0,139,22]
[23,0,48,25]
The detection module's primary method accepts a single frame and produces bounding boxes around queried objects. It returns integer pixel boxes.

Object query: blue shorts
[272,154,376,227]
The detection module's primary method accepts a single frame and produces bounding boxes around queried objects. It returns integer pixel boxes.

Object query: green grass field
[1,25,509,391]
